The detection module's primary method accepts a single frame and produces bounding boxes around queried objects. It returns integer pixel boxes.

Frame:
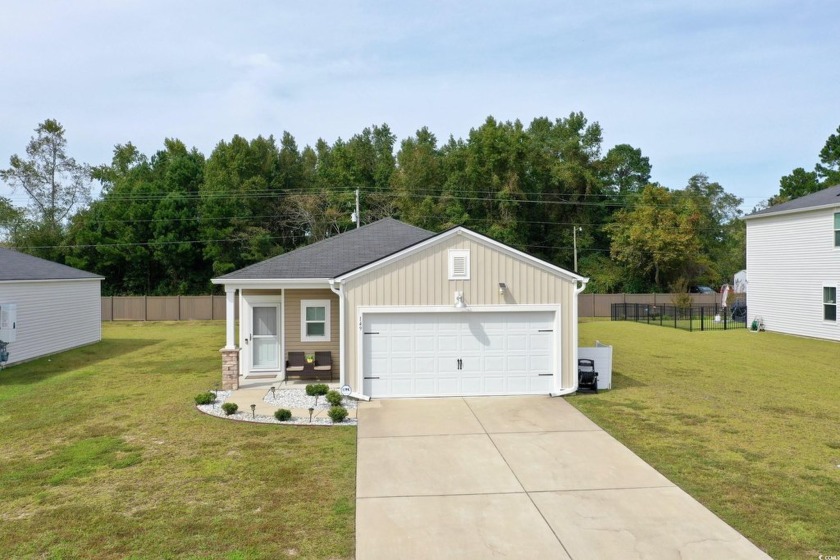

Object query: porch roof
[214,218,435,281]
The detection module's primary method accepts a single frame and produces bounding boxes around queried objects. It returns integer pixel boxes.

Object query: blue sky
[1,0,838,211]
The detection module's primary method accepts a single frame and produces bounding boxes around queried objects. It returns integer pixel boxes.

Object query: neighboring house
[744,184,840,341]
[0,248,103,366]
[212,218,589,398]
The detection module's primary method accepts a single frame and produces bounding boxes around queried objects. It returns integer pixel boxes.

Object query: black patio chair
[578,358,599,393]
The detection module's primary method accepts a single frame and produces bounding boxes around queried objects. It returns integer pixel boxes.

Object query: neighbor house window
[448,249,470,280]
[301,300,331,342]
[824,286,836,321]
[835,213,840,247]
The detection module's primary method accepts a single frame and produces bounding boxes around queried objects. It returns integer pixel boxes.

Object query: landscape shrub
[221,402,239,415]
[305,383,329,397]
[274,408,292,421]
[194,392,215,405]
[328,406,348,423]
[326,390,343,407]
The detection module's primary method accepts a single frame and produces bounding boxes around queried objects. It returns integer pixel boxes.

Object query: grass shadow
[0,338,162,386]
[608,370,648,390]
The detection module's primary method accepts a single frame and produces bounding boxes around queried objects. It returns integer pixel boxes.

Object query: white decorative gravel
[264,388,358,410]
[196,389,357,426]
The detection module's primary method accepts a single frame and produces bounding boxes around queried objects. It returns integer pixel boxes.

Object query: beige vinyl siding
[746,208,840,340]
[0,279,102,366]
[342,234,578,390]
[283,289,340,376]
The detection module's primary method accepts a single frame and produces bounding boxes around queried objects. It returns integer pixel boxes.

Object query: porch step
[246,375,278,380]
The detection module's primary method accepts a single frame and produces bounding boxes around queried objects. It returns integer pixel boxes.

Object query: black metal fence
[611,302,748,331]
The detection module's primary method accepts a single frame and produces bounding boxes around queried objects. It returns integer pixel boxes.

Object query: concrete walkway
[356,396,770,560]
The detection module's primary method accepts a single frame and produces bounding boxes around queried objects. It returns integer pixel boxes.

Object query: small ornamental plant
[194,392,215,405]
[305,353,315,364]
[306,383,330,405]
[221,402,239,415]
[325,390,343,407]
[274,408,292,421]
[328,405,349,423]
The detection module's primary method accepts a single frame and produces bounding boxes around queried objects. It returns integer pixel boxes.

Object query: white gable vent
[448,250,470,280]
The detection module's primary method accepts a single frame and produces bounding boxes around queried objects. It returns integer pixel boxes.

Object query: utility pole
[573,226,582,273]
[355,188,360,229]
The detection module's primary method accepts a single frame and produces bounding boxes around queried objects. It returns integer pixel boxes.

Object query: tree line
[1,113,784,296]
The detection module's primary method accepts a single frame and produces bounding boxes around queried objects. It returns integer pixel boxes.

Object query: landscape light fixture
[250,404,256,418]
[498,282,507,296]
[308,407,315,423]
[270,386,276,399]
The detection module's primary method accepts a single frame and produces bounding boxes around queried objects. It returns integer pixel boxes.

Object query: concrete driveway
[356,396,770,560]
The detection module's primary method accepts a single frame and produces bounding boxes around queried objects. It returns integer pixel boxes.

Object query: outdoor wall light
[250,404,256,418]
[498,282,507,296]
[454,291,466,309]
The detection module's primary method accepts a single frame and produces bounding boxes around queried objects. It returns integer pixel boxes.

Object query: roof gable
[746,184,840,219]
[0,248,103,282]
[215,218,436,281]
[336,226,587,284]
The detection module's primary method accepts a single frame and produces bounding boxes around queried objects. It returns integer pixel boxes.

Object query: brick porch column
[221,347,240,390]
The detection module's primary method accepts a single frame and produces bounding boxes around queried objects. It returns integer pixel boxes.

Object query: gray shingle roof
[0,248,103,281]
[217,218,436,280]
[746,184,840,218]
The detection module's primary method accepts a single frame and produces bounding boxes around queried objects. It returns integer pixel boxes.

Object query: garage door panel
[484,376,506,393]
[438,377,460,394]
[414,377,436,395]
[390,357,414,374]
[363,311,557,398]
[390,335,413,353]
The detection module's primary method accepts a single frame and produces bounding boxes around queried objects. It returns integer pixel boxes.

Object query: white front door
[250,305,281,371]
[362,311,556,397]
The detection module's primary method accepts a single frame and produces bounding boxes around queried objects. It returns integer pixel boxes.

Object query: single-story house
[0,248,103,366]
[212,218,589,398]
[744,184,840,340]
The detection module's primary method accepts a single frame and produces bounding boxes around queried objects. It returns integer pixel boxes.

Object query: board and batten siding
[0,279,102,365]
[342,233,578,391]
[746,207,840,340]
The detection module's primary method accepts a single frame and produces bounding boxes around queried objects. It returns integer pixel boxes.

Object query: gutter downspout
[328,279,346,387]
[550,278,590,397]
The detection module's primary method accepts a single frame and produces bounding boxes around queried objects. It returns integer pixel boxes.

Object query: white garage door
[362,311,556,397]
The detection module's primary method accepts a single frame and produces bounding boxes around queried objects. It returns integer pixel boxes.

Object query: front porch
[218,285,343,390]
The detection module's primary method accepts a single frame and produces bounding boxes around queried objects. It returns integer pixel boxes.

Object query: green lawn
[572,321,840,560]
[0,322,356,560]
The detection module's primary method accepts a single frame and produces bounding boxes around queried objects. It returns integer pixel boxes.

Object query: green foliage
[305,384,329,397]
[327,406,348,423]
[773,124,840,205]
[0,119,91,226]
[669,278,693,309]
[325,390,343,407]
[274,408,292,421]
[194,392,215,405]
[2,114,748,295]
[221,402,238,415]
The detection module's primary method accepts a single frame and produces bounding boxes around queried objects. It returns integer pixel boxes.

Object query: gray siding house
[745,184,840,340]
[212,218,589,399]
[0,248,103,366]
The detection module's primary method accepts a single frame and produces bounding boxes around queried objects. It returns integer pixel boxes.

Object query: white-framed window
[301,300,331,342]
[824,285,836,322]
[834,213,840,247]
[448,249,470,280]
